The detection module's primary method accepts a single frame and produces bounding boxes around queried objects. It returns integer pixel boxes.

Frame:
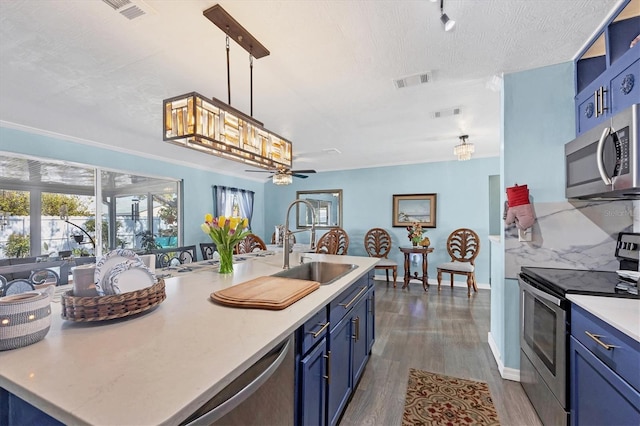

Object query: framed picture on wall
[392,193,437,227]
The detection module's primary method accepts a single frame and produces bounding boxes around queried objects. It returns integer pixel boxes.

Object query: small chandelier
[454,135,474,161]
[272,170,293,186]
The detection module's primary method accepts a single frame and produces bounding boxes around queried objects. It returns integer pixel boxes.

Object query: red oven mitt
[505,184,535,230]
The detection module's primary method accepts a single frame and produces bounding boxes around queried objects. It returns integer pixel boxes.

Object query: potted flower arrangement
[406,222,425,246]
[201,214,251,274]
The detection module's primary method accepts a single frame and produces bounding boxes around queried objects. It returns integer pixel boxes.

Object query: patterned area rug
[403,368,500,426]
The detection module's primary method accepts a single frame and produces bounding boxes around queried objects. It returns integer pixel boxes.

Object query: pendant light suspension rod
[250,53,254,116]
[226,34,231,105]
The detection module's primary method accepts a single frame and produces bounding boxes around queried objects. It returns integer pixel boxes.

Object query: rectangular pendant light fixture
[163,92,292,170]
[162,5,292,170]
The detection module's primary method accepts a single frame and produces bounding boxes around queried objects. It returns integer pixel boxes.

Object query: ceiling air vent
[432,107,462,119]
[103,0,131,9]
[102,0,154,20]
[393,71,433,89]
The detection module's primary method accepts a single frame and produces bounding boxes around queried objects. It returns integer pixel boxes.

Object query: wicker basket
[61,279,166,322]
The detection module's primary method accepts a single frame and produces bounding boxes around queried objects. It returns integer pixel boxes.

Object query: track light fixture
[439,0,455,31]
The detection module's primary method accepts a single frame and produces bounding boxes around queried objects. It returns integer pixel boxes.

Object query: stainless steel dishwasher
[181,336,294,426]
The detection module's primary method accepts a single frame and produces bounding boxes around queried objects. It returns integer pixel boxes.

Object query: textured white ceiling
[0,0,621,181]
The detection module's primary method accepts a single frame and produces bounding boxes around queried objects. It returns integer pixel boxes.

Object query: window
[213,185,255,227]
[43,192,95,257]
[0,190,30,258]
[0,154,181,259]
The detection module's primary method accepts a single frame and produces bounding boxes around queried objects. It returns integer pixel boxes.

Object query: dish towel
[505,184,536,230]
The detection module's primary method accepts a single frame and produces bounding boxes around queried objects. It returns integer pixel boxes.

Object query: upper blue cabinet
[575,0,640,135]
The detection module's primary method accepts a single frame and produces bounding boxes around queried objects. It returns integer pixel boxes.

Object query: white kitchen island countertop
[567,294,640,342]
[0,252,378,426]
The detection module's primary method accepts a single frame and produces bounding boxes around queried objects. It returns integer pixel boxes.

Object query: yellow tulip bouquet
[201,213,251,273]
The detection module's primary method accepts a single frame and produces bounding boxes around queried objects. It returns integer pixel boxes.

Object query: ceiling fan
[245,167,316,184]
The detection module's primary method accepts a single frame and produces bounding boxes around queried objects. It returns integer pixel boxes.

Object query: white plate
[106,260,156,295]
[94,249,142,286]
[616,269,640,281]
[98,258,144,295]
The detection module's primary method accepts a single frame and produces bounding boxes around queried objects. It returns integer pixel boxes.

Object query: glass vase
[218,246,234,274]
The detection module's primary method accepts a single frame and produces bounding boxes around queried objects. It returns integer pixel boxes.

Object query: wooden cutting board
[210,276,320,310]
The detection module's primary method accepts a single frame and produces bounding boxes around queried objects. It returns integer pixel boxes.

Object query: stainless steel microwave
[565,103,640,200]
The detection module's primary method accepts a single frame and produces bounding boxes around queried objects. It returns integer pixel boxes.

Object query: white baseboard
[488,332,520,382]
[502,366,520,382]
[373,274,490,290]
[487,331,503,370]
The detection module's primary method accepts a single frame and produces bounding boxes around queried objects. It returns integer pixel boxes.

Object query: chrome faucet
[283,199,316,269]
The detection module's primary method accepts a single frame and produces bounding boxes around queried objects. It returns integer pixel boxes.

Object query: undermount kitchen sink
[272,262,358,285]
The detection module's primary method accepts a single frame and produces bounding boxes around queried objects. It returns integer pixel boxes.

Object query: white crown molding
[0,120,255,181]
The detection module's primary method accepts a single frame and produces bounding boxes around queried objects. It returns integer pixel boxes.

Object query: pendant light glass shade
[272,172,293,185]
[163,93,292,170]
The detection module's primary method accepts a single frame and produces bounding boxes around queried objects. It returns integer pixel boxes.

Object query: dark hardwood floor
[339,280,542,426]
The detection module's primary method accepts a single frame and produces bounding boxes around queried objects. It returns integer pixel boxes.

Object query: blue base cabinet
[569,304,640,426]
[299,338,327,426]
[351,292,370,388]
[570,337,640,425]
[327,310,354,426]
[366,288,375,354]
[296,305,329,426]
[327,276,371,426]
[0,388,64,426]
[0,388,7,426]
[296,270,374,426]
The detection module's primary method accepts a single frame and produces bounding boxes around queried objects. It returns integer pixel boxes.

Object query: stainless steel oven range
[518,232,640,425]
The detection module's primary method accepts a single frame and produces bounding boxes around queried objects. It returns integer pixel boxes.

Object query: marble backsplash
[504,200,635,278]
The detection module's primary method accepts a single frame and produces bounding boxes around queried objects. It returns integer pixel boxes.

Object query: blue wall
[0,127,267,251]
[503,63,575,202]
[494,61,575,371]
[1,126,499,284]
[265,158,500,284]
